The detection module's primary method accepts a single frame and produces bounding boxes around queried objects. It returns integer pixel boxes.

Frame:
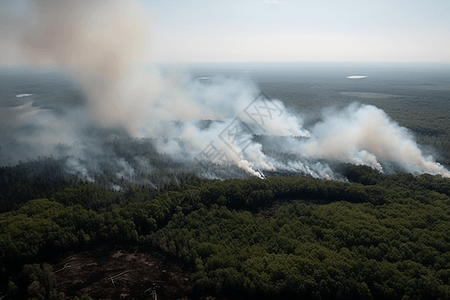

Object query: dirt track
[52,249,193,300]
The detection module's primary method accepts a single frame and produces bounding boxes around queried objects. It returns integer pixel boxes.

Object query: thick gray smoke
[1,0,449,184]
[272,104,449,178]
[7,0,155,131]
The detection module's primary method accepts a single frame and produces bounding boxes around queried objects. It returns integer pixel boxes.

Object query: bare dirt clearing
[52,249,194,300]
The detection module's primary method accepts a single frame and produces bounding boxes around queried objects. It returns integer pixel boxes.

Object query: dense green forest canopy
[2,163,450,299]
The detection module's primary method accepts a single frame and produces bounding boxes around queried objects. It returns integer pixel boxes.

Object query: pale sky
[1,0,450,65]
[147,0,450,63]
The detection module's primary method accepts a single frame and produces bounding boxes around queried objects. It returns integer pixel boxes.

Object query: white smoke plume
[0,0,449,184]
[298,104,449,177]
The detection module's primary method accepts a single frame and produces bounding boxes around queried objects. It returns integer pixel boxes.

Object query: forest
[2,161,450,299]
[2,66,450,299]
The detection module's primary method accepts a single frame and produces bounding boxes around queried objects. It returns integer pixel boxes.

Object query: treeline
[0,144,253,213]
[2,165,450,299]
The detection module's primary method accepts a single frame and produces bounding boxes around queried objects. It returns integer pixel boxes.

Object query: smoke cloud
[0,0,449,185]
